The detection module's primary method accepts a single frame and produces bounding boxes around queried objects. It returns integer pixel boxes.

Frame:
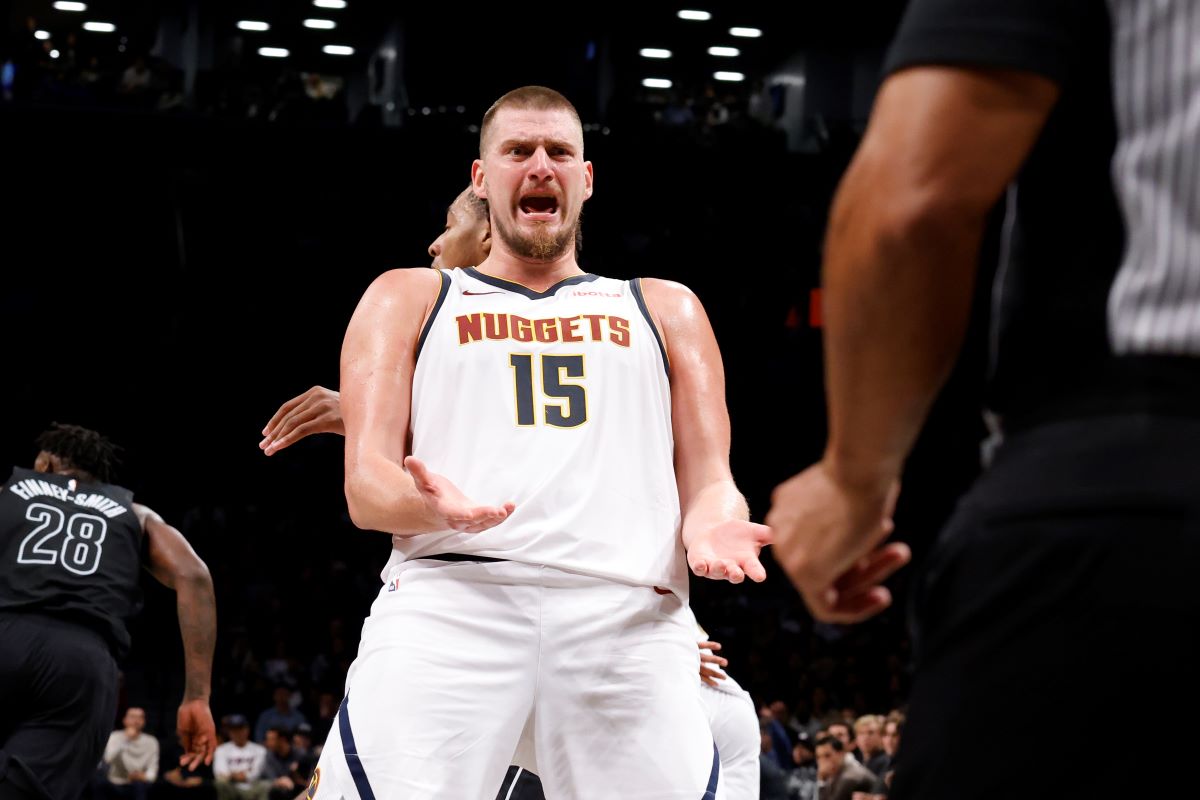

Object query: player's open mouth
[519,193,559,222]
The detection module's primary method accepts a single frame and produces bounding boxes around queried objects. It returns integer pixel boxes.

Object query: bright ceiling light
[52,2,86,11]
[729,27,762,38]
[708,46,740,57]
[50,49,61,58]
[639,48,672,59]
[237,20,270,31]
[677,10,711,21]
[714,71,745,82]
[258,47,289,58]
[643,78,673,89]
[323,44,354,55]
[313,0,347,7]
[82,21,115,32]
[34,30,51,40]
[303,18,336,29]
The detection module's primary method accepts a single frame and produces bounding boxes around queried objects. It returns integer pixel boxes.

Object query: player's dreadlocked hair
[34,423,122,484]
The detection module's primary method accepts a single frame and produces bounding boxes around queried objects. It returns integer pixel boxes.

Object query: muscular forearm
[821,166,982,487]
[175,571,216,701]
[344,455,442,536]
[681,480,749,551]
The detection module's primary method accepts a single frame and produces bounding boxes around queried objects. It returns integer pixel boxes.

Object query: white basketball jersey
[385,267,686,595]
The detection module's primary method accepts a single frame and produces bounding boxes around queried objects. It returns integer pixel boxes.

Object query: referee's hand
[177,698,217,769]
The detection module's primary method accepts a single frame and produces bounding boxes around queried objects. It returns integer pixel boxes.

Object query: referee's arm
[769,66,1059,619]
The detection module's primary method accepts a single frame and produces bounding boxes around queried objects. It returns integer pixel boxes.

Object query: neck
[477,244,582,292]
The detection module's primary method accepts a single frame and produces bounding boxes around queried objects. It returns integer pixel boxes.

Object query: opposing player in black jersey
[0,424,218,800]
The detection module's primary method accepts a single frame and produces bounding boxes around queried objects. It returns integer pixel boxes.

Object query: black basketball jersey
[0,467,144,657]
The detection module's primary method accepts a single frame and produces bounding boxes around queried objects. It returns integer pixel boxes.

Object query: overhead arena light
[52,1,86,11]
[677,9,711,21]
[237,20,270,31]
[643,78,673,89]
[82,21,116,32]
[708,46,740,57]
[303,18,336,29]
[35,30,51,40]
[323,44,354,55]
[50,49,61,58]
[729,27,763,38]
[714,71,745,82]
[258,47,289,58]
[313,0,347,7]
[639,48,672,59]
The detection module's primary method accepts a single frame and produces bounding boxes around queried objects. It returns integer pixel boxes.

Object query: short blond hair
[479,85,582,156]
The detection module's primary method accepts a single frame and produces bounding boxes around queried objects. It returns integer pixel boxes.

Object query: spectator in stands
[760,719,791,800]
[260,727,298,799]
[787,733,819,800]
[213,715,267,800]
[254,686,306,743]
[289,724,318,786]
[762,704,797,768]
[815,736,881,800]
[825,722,857,762]
[855,715,889,776]
[98,707,159,799]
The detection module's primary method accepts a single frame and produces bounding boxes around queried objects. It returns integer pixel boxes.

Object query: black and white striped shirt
[884,0,1200,426]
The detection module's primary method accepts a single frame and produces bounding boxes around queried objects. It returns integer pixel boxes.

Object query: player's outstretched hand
[688,520,771,584]
[177,698,217,769]
[260,386,344,456]
[698,640,729,688]
[405,456,516,533]
[766,461,909,624]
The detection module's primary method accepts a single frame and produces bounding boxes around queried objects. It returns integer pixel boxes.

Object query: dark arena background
[3,0,995,794]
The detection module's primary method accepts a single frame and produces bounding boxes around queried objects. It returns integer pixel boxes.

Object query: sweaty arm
[137,503,219,766]
[768,66,1060,616]
[341,268,514,536]
[641,279,769,583]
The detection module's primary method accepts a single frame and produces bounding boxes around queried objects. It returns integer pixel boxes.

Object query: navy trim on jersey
[702,741,720,799]
[465,267,599,299]
[419,553,508,564]
[630,278,670,378]
[416,270,452,359]
[338,695,377,800]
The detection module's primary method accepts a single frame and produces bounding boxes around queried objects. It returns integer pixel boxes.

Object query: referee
[767,0,1200,797]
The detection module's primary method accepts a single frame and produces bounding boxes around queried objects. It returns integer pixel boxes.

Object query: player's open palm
[688,520,771,584]
[177,698,217,769]
[404,456,516,533]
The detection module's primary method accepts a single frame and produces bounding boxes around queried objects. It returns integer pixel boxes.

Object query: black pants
[0,613,118,800]
[891,414,1200,799]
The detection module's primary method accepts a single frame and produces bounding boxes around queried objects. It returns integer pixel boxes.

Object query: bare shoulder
[638,278,706,330]
[132,502,157,528]
[362,267,444,306]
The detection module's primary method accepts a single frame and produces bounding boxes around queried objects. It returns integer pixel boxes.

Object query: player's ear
[33,451,52,473]
[480,223,492,257]
[472,160,487,199]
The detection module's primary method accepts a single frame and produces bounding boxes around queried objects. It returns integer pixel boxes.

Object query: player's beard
[494,207,581,262]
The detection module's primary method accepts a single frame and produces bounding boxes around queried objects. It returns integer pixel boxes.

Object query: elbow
[343,474,377,531]
[178,559,213,591]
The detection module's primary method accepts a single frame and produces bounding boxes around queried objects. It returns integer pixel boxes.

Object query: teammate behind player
[0,423,218,800]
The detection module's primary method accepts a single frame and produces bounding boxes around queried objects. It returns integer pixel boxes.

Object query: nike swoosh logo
[463,290,504,296]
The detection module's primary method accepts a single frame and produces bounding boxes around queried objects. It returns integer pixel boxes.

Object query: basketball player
[297,86,767,799]
[263,185,761,799]
[767,0,1200,797]
[0,423,218,800]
